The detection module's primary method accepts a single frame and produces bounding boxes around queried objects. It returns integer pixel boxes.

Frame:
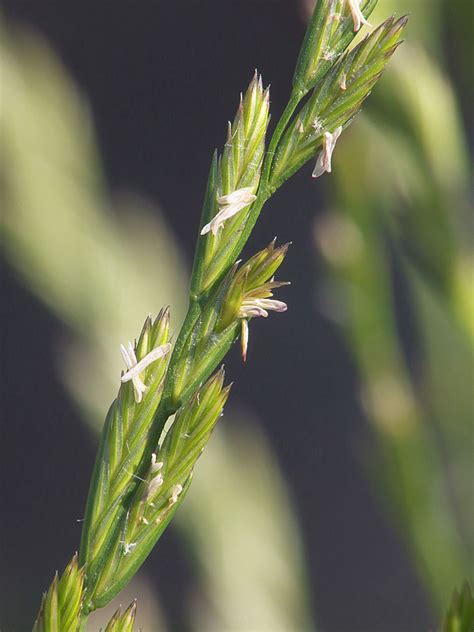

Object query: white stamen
[312,126,342,178]
[201,187,256,235]
[169,484,183,505]
[121,344,172,381]
[241,319,249,362]
[296,119,304,134]
[151,453,164,472]
[147,474,164,500]
[120,342,172,403]
[216,188,255,206]
[120,343,135,370]
[348,0,371,32]
[240,298,288,319]
[340,73,347,90]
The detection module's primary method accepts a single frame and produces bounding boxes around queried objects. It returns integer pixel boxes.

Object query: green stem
[261,87,303,192]
[78,613,88,632]
[160,299,201,408]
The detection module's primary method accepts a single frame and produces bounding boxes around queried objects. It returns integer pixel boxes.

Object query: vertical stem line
[261,87,304,192]
[78,613,88,632]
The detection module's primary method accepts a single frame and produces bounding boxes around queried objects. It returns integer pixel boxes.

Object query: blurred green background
[1,1,472,630]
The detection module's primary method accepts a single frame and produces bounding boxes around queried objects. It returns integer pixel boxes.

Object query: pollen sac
[272,15,407,189]
[292,0,377,93]
[193,72,271,294]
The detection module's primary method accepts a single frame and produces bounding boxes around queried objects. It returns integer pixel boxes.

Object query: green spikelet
[87,369,231,609]
[271,15,408,188]
[293,0,378,92]
[104,600,137,632]
[79,309,171,608]
[33,554,85,632]
[192,72,271,294]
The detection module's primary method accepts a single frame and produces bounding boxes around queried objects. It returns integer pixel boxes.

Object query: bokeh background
[1,1,472,631]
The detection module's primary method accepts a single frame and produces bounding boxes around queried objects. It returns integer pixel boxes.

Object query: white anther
[151,453,164,472]
[121,342,171,403]
[169,484,183,505]
[201,187,257,236]
[241,319,249,362]
[240,298,287,319]
[348,0,371,32]
[312,127,343,178]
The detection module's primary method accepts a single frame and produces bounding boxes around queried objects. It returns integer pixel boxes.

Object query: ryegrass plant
[1,22,310,627]
[32,1,406,628]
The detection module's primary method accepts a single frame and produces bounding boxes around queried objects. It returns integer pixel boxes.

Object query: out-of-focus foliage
[0,20,312,632]
[181,419,312,631]
[314,0,473,616]
[443,582,474,632]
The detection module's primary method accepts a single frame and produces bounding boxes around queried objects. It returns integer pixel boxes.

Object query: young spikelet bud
[192,72,270,295]
[293,0,377,93]
[442,581,474,632]
[79,309,172,598]
[33,554,85,632]
[88,371,231,609]
[271,15,407,189]
[105,600,138,632]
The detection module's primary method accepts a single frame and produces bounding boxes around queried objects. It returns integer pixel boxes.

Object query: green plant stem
[261,87,304,193]
[161,299,202,408]
[78,613,88,632]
